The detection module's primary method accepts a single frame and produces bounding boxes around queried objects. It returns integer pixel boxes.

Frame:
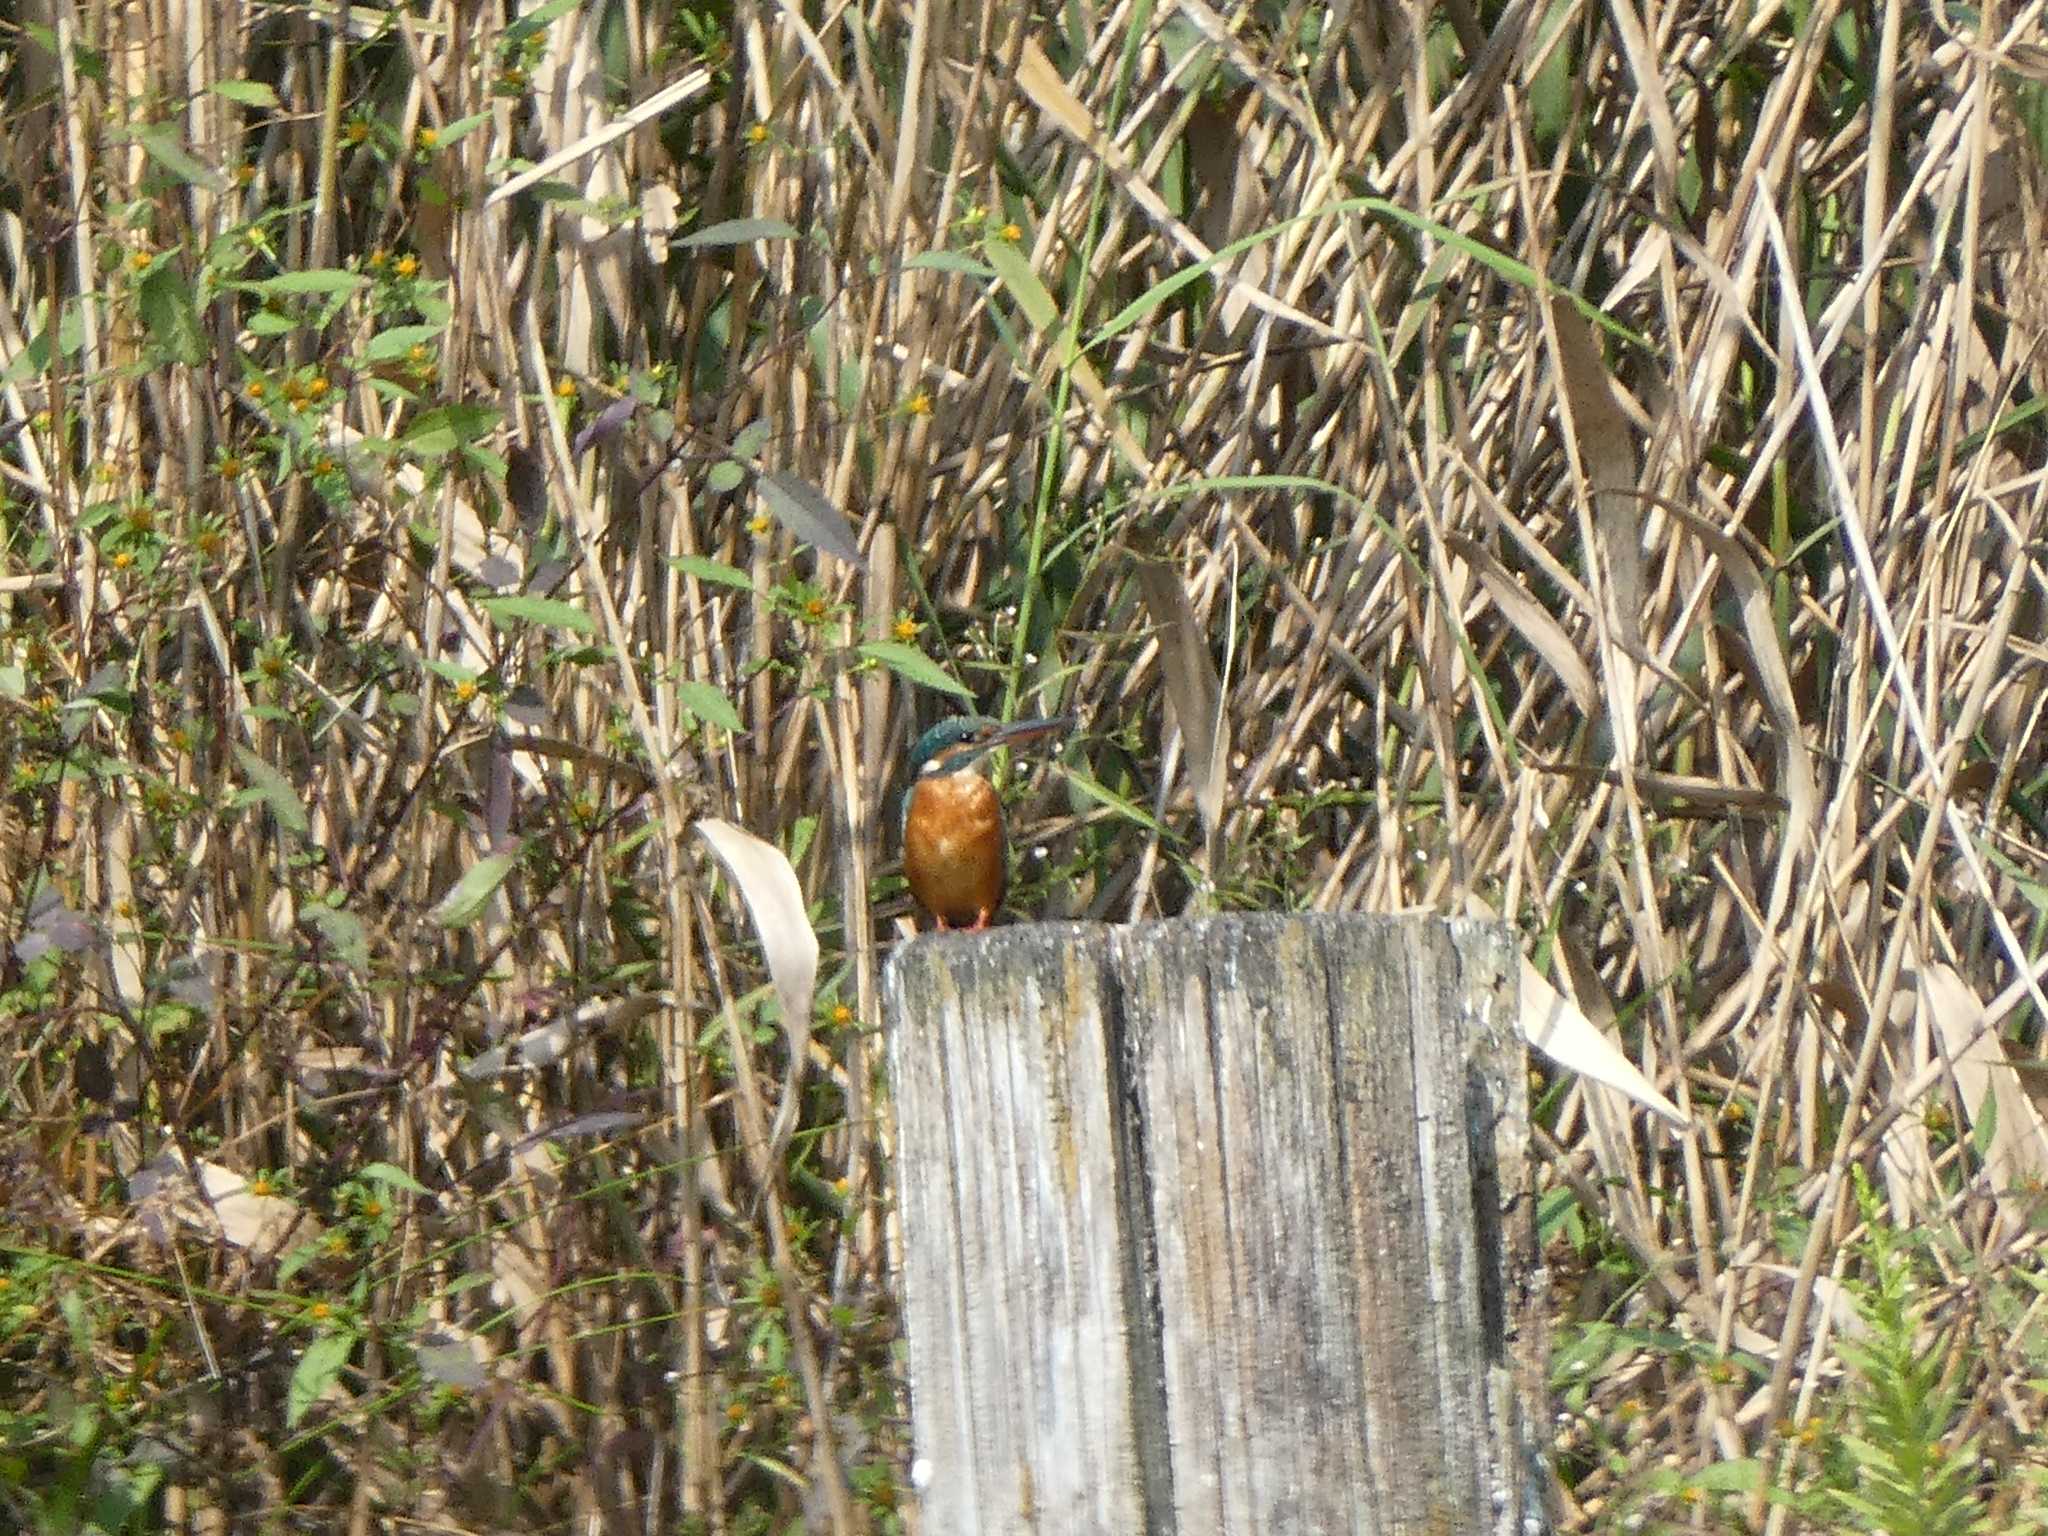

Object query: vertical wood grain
[886,915,1535,1536]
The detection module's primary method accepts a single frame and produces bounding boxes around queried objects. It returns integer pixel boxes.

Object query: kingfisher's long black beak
[984,715,1071,751]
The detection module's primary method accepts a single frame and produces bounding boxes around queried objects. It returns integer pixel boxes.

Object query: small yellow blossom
[904,390,932,417]
[746,122,769,145]
[416,128,439,152]
[891,613,922,643]
[554,377,578,400]
[748,513,773,536]
[394,254,419,279]
[998,222,1022,242]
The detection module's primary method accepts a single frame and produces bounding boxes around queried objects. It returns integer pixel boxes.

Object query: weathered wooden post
[885,914,1544,1535]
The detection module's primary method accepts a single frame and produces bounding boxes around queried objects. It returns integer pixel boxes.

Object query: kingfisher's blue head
[907,715,1069,779]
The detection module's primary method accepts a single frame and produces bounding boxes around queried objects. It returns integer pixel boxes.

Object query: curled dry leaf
[1470,897,1690,1128]
[1134,559,1229,842]
[694,818,819,1035]
[129,1150,319,1254]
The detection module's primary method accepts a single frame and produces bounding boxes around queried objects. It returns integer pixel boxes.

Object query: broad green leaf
[756,471,863,565]
[134,122,225,190]
[478,594,596,635]
[730,419,772,460]
[434,112,491,147]
[404,402,501,458]
[668,554,754,590]
[679,217,801,248]
[233,746,309,837]
[856,641,972,700]
[906,250,997,278]
[706,459,745,493]
[211,79,280,108]
[252,268,365,298]
[137,264,204,366]
[288,1332,354,1428]
[675,680,743,731]
[359,324,441,363]
[358,1162,431,1197]
[302,903,369,971]
[429,850,519,927]
[505,0,580,44]
[981,237,1058,332]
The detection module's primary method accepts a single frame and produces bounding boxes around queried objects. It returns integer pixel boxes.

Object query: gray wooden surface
[885,914,1543,1536]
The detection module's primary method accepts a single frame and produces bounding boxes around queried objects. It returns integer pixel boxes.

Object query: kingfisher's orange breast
[904,771,1008,928]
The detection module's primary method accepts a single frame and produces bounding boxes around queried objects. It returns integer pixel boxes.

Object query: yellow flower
[416,128,439,152]
[746,122,769,145]
[748,514,773,536]
[554,377,578,400]
[394,254,419,279]
[891,614,922,643]
[904,390,932,417]
[998,222,1022,242]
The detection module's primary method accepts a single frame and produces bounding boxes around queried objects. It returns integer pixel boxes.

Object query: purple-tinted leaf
[756,471,864,565]
[571,397,638,459]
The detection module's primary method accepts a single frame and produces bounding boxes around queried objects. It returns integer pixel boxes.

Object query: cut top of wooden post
[885,914,1541,1536]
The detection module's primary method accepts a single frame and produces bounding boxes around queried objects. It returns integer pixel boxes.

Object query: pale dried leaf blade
[1664,505,1817,919]
[1923,962,2048,1229]
[1549,298,1637,503]
[1445,533,1599,717]
[695,818,820,1032]
[1516,948,1690,1128]
[1134,560,1228,839]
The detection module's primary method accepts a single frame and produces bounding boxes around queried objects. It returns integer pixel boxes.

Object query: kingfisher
[902,714,1069,931]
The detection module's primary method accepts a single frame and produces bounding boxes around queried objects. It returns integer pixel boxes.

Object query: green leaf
[675,680,743,732]
[668,554,754,591]
[981,237,1058,332]
[1062,768,1168,836]
[756,471,863,565]
[1974,1084,1999,1160]
[232,746,309,837]
[706,459,746,493]
[505,0,580,44]
[429,851,518,928]
[302,903,369,971]
[136,264,204,366]
[357,1162,431,1197]
[133,122,225,190]
[288,1332,354,1428]
[211,79,280,108]
[359,323,442,363]
[679,217,801,248]
[478,594,596,635]
[856,641,971,700]
[905,250,997,279]
[434,112,491,147]
[403,402,501,458]
[252,268,365,298]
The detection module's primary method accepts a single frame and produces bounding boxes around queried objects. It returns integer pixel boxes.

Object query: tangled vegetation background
[3,0,2048,1530]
